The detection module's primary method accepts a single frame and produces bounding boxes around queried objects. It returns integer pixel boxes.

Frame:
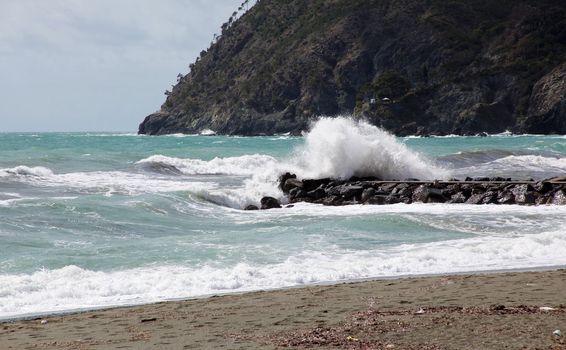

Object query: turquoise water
[1,119,566,318]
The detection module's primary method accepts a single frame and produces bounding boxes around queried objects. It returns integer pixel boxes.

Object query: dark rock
[279,173,296,192]
[473,177,490,182]
[302,179,331,192]
[512,185,535,205]
[365,195,388,205]
[283,178,303,193]
[466,193,485,204]
[244,205,259,210]
[260,197,281,209]
[481,191,497,204]
[289,187,306,199]
[497,191,515,204]
[412,185,447,203]
[412,185,430,203]
[534,181,553,193]
[361,188,376,203]
[322,195,342,206]
[307,187,326,200]
[536,194,551,205]
[551,190,566,205]
[328,185,364,200]
[385,196,401,204]
[449,192,467,203]
[285,204,295,208]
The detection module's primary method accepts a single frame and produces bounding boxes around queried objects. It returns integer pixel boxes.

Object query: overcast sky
[0,0,240,132]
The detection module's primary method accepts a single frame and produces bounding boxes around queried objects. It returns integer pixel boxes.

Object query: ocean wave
[453,155,566,180]
[290,117,449,180]
[136,154,280,176]
[1,227,565,319]
[0,166,54,178]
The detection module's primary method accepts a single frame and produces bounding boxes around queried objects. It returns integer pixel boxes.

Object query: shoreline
[3,264,566,323]
[2,268,566,349]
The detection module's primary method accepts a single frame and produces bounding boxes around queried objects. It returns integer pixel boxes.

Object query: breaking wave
[2,226,565,319]
[290,117,448,180]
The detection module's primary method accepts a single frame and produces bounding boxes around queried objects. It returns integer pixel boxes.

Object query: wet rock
[534,181,553,193]
[322,195,342,206]
[497,191,515,204]
[328,185,363,200]
[449,192,467,203]
[302,178,331,192]
[279,173,296,192]
[260,197,281,209]
[307,187,326,200]
[283,178,303,193]
[365,195,388,205]
[289,187,306,199]
[244,205,259,210]
[412,185,447,203]
[552,190,566,205]
[412,185,430,203]
[512,184,535,204]
[385,195,401,204]
[536,194,551,205]
[466,193,485,204]
[361,188,376,203]
[481,191,497,204]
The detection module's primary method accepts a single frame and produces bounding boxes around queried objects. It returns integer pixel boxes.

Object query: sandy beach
[1,269,565,350]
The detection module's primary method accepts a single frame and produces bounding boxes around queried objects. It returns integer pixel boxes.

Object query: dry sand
[1,269,566,350]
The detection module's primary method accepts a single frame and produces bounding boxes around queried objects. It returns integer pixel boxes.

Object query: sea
[1,117,566,319]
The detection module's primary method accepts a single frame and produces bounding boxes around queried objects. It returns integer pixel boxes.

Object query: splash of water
[290,117,448,180]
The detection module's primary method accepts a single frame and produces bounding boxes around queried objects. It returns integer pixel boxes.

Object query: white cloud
[0,0,241,131]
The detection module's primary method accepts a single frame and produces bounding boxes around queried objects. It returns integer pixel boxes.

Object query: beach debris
[40,319,48,325]
[553,329,562,337]
[386,344,395,349]
[539,306,556,311]
[141,317,157,323]
[346,335,359,341]
[415,308,425,315]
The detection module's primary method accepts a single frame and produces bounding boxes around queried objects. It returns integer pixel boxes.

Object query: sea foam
[290,117,448,180]
[1,222,565,319]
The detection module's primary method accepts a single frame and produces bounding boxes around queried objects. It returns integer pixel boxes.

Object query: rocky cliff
[139,0,566,136]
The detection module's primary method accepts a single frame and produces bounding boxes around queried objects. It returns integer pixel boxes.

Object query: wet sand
[2,269,565,349]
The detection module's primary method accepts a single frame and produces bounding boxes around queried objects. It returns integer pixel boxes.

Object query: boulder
[412,185,430,203]
[497,191,515,204]
[328,185,363,200]
[283,178,303,193]
[279,173,297,192]
[322,195,342,206]
[551,190,566,205]
[307,187,326,200]
[361,188,376,203]
[364,195,388,205]
[534,181,553,193]
[260,197,281,209]
[412,185,446,203]
[244,205,259,210]
[302,178,331,192]
[449,192,467,203]
[466,193,485,204]
[512,184,535,204]
[289,187,306,199]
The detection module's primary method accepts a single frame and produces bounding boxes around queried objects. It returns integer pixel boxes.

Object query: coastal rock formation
[139,0,566,136]
[275,173,566,207]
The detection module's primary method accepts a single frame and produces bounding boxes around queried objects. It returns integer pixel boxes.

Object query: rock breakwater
[274,173,566,207]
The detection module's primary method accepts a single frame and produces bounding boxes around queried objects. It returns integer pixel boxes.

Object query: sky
[0,0,241,132]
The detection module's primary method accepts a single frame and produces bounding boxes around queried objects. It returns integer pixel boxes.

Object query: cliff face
[139,0,566,136]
